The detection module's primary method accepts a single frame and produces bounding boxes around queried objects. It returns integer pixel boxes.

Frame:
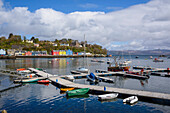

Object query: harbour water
[0,55,170,113]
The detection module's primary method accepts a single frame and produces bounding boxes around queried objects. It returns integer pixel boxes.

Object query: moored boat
[14,78,39,83]
[153,58,164,62]
[71,67,89,74]
[87,72,100,83]
[123,96,138,104]
[98,93,118,100]
[66,88,89,97]
[16,68,26,71]
[60,87,75,92]
[108,66,130,72]
[37,80,50,84]
[108,56,130,72]
[65,75,75,81]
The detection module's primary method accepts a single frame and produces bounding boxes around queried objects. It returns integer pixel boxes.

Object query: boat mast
[84,34,85,67]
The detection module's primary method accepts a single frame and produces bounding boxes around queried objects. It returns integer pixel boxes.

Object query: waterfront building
[0,49,6,55]
[14,51,26,56]
[7,49,15,56]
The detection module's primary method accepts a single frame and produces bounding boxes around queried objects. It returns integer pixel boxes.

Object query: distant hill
[108,49,170,55]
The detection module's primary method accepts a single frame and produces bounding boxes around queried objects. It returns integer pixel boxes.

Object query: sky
[0,0,170,50]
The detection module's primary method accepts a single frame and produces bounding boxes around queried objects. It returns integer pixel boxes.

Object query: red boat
[37,80,50,84]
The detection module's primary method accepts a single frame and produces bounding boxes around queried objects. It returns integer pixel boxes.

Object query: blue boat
[87,72,100,83]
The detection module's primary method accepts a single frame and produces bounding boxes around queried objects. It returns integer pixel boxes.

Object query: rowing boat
[60,88,75,92]
[98,93,118,100]
[66,88,89,97]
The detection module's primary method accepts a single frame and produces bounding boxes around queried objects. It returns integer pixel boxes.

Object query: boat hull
[37,80,50,84]
[98,93,118,100]
[66,88,89,97]
[60,88,75,92]
[108,66,130,72]
[14,78,39,83]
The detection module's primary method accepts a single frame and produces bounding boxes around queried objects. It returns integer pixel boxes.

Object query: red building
[25,51,32,56]
[51,50,59,55]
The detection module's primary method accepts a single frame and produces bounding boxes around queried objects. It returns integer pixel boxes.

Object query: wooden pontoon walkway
[29,68,170,103]
[50,77,170,100]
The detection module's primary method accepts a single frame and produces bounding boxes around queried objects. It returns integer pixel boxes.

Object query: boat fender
[104,86,106,91]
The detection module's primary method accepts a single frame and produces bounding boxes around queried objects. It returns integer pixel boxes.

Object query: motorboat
[98,93,118,100]
[65,75,75,81]
[123,96,138,104]
[87,72,100,83]
[71,67,89,74]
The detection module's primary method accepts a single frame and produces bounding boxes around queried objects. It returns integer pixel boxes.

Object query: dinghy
[37,80,50,84]
[98,93,118,100]
[60,88,75,92]
[123,96,138,104]
[66,88,89,97]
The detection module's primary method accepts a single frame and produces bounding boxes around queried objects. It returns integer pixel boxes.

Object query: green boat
[66,88,89,97]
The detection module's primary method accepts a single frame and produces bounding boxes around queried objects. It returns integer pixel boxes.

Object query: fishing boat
[98,93,118,100]
[108,56,130,72]
[66,88,89,97]
[153,58,164,62]
[60,87,75,92]
[108,65,130,72]
[87,72,100,83]
[123,96,138,104]
[14,78,39,83]
[37,80,50,84]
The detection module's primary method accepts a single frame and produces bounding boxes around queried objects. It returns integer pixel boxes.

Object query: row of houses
[51,50,73,55]
[0,49,90,56]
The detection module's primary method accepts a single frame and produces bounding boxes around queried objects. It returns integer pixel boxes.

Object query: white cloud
[0,0,170,50]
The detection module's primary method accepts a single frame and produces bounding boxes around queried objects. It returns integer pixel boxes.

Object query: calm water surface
[0,55,170,113]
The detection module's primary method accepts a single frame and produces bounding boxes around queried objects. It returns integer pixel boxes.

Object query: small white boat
[150,56,153,59]
[98,93,118,100]
[65,75,75,81]
[76,67,89,73]
[123,96,138,104]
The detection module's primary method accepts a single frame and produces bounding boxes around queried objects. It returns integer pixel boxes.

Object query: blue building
[66,49,73,55]
[0,49,6,55]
